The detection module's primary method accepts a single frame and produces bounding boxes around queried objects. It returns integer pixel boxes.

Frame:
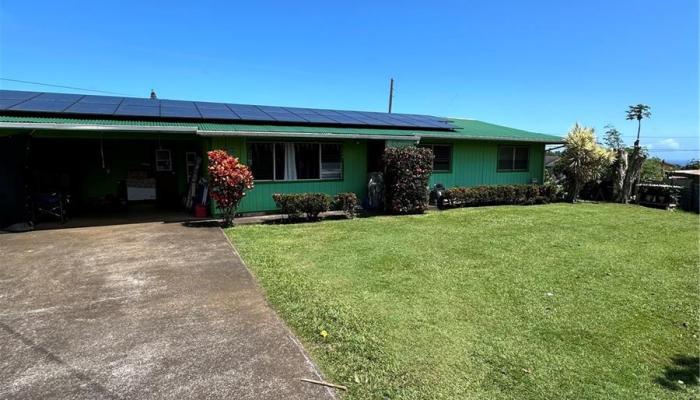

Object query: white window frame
[155,149,172,172]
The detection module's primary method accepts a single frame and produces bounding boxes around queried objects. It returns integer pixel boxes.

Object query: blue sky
[1,1,697,163]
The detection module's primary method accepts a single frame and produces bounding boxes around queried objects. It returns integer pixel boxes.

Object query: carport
[0,126,205,229]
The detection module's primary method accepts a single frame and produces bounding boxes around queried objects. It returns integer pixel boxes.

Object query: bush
[331,192,359,218]
[383,146,434,214]
[440,184,558,209]
[207,150,254,227]
[272,193,330,221]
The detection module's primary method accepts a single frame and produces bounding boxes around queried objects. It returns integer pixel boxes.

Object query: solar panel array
[0,90,454,130]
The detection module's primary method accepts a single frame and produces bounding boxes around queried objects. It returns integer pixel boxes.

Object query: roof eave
[0,121,197,134]
[0,121,565,143]
[419,133,565,144]
[198,130,418,141]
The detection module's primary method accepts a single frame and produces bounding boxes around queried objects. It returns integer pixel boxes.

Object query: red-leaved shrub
[207,150,254,226]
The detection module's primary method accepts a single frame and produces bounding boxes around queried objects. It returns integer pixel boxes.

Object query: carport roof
[0,114,564,143]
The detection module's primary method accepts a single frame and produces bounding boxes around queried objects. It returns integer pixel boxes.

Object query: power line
[647,149,700,152]
[622,136,698,139]
[0,78,135,96]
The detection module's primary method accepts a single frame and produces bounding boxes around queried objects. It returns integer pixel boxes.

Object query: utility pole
[387,78,394,113]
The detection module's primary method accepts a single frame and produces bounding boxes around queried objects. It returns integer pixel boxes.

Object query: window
[498,146,529,171]
[155,149,172,172]
[247,142,343,181]
[321,144,342,179]
[419,144,452,171]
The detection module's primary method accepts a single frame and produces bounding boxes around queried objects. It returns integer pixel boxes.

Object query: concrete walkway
[0,222,334,399]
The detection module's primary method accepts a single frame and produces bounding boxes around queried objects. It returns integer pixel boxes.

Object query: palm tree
[625,104,651,145]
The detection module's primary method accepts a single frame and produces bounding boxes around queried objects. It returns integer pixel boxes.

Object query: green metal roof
[0,114,563,143]
[424,118,564,142]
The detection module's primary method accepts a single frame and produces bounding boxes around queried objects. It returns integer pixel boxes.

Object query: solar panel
[10,100,73,112]
[0,99,24,109]
[0,89,456,130]
[114,105,159,117]
[198,107,240,120]
[0,90,39,101]
[161,106,201,118]
[283,107,318,115]
[33,92,82,102]
[195,101,229,109]
[78,95,123,104]
[298,114,339,124]
[227,104,266,112]
[121,98,159,107]
[226,104,272,121]
[231,112,274,121]
[326,114,368,124]
[266,112,308,123]
[65,103,119,115]
[256,105,289,114]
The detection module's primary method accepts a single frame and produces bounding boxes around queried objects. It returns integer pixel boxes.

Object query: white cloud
[648,138,680,150]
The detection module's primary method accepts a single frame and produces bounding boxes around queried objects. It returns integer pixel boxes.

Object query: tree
[683,159,700,170]
[603,124,624,150]
[614,104,651,203]
[640,157,665,181]
[207,150,254,227]
[556,124,613,202]
[625,104,651,145]
[603,124,628,199]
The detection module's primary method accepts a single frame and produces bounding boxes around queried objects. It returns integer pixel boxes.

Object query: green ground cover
[227,203,699,399]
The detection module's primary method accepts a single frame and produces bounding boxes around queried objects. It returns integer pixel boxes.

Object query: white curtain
[284,143,297,180]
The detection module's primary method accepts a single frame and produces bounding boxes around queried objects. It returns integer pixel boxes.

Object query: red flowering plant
[207,150,254,227]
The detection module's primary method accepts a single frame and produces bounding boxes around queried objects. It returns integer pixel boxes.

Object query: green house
[0,90,562,226]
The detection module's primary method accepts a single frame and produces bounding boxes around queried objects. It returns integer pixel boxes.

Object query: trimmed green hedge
[272,193,330,220]
[331,192,359,219]
[383,146,434,214]
[440,184,558,209]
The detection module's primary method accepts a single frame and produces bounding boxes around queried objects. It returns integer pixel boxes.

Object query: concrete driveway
[0,222,335,399]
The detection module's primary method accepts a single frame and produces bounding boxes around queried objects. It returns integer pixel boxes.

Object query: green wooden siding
[426,141,545,188]
[209,137,545,214]
[209,137,368,213]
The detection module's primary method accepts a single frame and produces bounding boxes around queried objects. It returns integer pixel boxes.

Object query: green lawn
[226,203,699,399]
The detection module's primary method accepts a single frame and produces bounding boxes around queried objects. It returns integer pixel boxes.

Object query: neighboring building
[0,90,562,226]
[668,170,700,212]
[660,160,680,172]
[544,154,560,169]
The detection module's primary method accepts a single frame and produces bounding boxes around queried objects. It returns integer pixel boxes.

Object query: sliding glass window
[247,142,343,181]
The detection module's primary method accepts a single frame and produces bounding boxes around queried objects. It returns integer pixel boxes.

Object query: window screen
[247,142,342,181]
[498,146,529,171]
[294,143,320,179]
[432,145,451,171]
[248,143,274,180]
[419,144,452,171]
[514,147,529,170]
[321,144,342,179]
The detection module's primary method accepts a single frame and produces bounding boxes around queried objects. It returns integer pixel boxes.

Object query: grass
[226,203,699,399]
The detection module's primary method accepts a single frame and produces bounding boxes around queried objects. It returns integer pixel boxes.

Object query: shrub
[272,193,331,221]
[331,192,359,218]
[383,146,434,214]
[556,123,614,202]
[440,184,558,209]
[207,150,254,227]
